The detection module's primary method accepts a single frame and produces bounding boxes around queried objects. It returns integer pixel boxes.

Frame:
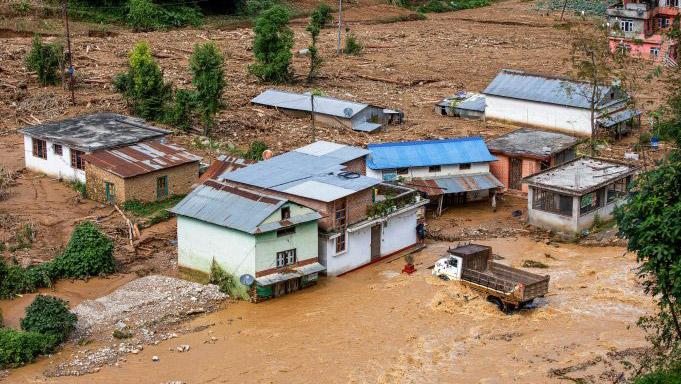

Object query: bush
[25,35,62,86]
[0,328,56,369]
[344,32,363,55]
[310,3,333,28]
[209,261,250,300]
[53,221,115,279]
[0,259,37,299]
[21,295,77,344]
[249,5,294,83]
[243,140,268,160]
[635,365,681,383]
[242,0,276,16]
[127,0,163,31]
[168,88,196,132]
[190,42,226,136]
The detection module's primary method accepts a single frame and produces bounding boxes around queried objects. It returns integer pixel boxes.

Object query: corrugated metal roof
[366,137,497,170]
[222,141,378,203]
[353,121,382,132]
[486,128,580,159]
[198,155,256,183]
[597,109,641,128]
[483,70,625,109]
[82,140,201,178]
[455,94,486,112]
[407,173,503,196]
[19,113,170,152]
[255,262,326,285]
[252,89,369,119]
[171,180,292,234]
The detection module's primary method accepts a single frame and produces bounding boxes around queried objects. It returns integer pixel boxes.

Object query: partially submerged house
[487,129,580,193]
[436,92,486,120]
[251,89,403,133]
[366,138,502,215]
[216,141,427,276]
[523,157,637,234]
[82,140,201,204]
[483,70,639,137]
[171,180,324,300]
[19,113,169,182]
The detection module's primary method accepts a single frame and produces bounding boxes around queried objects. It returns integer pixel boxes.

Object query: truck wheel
[438,275,450,281]
[487,296,503,311]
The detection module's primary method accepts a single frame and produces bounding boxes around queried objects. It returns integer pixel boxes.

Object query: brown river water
[4,237,652,383]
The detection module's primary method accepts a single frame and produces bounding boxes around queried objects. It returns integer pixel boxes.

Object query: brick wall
[85,163,126,204]
[489,153,540,193]
[341,157,367,175]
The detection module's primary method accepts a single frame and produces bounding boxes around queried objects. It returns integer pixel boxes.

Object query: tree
[249,5,294,83]
[53,221,115,279]
[306,17,323,83]
[310,3,333,28]
[113,42,171,121]
[566,22,628,153]
[190,42,226,136]
[25,36,62,86]
[20,295,77,344]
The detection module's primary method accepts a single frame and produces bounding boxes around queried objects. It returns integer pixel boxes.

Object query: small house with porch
[171,180,324,300]
[19,113,169,183]
[366,138,502,215]
[487,129,580,193]
[523,157,637,234]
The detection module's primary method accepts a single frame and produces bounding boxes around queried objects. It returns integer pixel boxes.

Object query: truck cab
[432,255,463,280]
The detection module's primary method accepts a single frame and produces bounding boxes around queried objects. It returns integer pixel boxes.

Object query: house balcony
[367,183,426,219]
[606,2,653,19]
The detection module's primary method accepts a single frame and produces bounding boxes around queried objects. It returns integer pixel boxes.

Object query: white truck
[433,244,550,312]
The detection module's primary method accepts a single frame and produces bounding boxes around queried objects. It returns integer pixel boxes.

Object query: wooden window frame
[70,149,85,170]
[32,138,47,159]
[276,249,297,268]
[335,232,346,253]
[276,226,296,237]
[281,206,291,220]
[53,144,63,156]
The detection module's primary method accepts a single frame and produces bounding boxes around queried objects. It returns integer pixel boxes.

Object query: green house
[171,180,324,300]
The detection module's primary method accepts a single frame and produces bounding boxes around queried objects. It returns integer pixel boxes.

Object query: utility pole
[62,0,75,105]
[336,0,343,55]
[311,93,316,142]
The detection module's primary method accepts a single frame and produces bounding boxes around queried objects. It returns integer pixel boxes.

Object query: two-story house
[366,137,502,215]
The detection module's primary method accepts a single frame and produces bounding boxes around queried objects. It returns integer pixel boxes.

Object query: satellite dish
[239,274,255,286]
[343,107,354,117]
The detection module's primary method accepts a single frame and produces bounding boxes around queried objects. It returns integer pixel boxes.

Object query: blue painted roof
[366,137,497,170]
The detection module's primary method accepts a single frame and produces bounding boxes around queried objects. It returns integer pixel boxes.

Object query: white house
[217,141,428,276]
[366,137,502,215]
[483,70,639,137]
[19,113,169,183]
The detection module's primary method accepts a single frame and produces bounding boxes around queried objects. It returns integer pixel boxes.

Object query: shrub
[21,295,77,344]
[242,0,275,16]
[168,88,196,132]
[209,261,250,300]
[249,5,294,83]
[0,328,56,369]
[190,42,226,136]
[53,221,115,279]
[25,35,62,86]
[0,259,37,299]
[635,365,681,383]
[344,32,363,55]
[243,141,268,160]
[310,3,333,28]
[127,0,163,32]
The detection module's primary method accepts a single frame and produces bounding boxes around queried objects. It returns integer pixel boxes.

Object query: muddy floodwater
[6,237,651,383]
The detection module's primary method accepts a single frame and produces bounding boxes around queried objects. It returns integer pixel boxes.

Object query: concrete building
[171,180,323,300]
[19,113,169,183]
[82,140,201,204]
[606,0,678,64]
[523,157,637,234]
[483,70,639,137]
[218,141,427,276]
[487,129,580,193]
[366,137,502,215]
[251,89,403,133]
[436,92,486,120]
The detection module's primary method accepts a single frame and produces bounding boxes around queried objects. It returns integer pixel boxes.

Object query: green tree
[20,295,77,344]
[113,42,171,121]
[306,20,323,83]
[344,27,363,55]
[249,5,294,83]
[190,42,226,136]
[25,35,62,86]
[310,3,333,28]
[53,221,115,279]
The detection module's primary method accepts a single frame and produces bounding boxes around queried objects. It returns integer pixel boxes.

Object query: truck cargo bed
[461,262,549,304]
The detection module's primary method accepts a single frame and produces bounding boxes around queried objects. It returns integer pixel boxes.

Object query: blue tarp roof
[366,137,497,170]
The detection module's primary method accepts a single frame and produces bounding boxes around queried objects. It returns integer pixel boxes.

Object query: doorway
[370,224,381,261]
[509,157,522,190]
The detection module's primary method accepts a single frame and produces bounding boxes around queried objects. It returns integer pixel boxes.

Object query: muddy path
[5,237,651,383]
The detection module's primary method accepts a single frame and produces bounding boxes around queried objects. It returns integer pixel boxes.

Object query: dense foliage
[189,42,226,135]
[25,36,62,86]
[0,328,56,369]
[127,0,202,31]
[20,295,77,344]
[309,3,332,28]
[414,0,491,13]
[249,5,294,83]
[243,141,269,160]
[344,30,363,56]
[114,42,172,121]
[54,221,115,279]
[209,261,250,300]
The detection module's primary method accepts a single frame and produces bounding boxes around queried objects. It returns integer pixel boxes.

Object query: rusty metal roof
[82,140,201,178]
[199,155,256,183]
[406,172,503,196]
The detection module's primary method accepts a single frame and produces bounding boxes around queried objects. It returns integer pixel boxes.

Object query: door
[370,224,381,260]
[156,176,168,200]
[509,157,522,190]
[105,182,115,204]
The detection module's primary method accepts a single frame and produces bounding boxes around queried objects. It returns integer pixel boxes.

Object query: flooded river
[4,238,651,383]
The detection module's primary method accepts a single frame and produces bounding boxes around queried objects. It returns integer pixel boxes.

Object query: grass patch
[209,261,250,301]
[122,195,185,218]
[522,260,549,269]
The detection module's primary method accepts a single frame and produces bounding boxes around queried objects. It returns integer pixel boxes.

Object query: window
[381,169,397,182]
[532,188,573,217]
[276,226,296,237]
[335,232,346,253]
[281,206,291,220]
[396,168,409,175]
[276,249,296,268]
[70,149,85,170]
[540,160,550,171]
[659,18,670,29]
[53,144,63,156]
[579,188,604,216]
[619,19,634,32]
[32,138,47,159]
[606,178,629,203]
[459,163,471,170]
[650,47,660,58]
[428,165,441,173]
[156,176,168,200]
[335,199,347,228]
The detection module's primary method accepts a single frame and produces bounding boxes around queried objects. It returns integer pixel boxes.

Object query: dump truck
[432,244,550,312]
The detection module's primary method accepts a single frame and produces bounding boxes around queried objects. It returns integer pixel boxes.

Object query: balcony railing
[367,183,422,219]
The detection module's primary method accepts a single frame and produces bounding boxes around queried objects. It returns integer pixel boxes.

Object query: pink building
[606,0,679,64]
